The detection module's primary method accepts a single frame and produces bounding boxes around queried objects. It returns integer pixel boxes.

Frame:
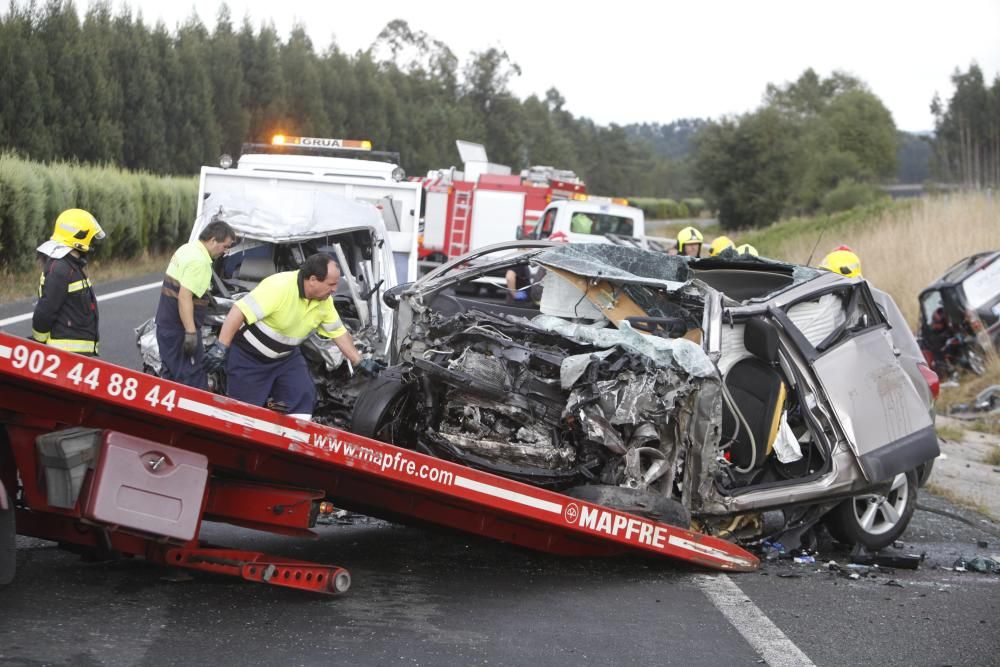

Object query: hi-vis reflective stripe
[256,320,307,346]
[321,319,343,333]
[242,294,265,320]
[31,329,50,342]
[242,330,291,359]
[67,278,92,293]
[37,275,92,294]
[47,338,98,354]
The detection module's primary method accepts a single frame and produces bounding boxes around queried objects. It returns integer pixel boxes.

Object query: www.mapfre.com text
[311,434,455,486]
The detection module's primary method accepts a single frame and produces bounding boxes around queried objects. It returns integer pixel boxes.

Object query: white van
[522,199,646,246]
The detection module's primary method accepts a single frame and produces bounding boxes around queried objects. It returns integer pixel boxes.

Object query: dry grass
[984,446,1000,466]
[0,250,171,303]
[749,192,999,328]
[935,423,966,442]
[925,482,992,517]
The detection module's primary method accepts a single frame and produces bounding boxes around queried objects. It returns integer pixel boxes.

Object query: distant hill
[623,119,709,160]
[626,120,933,186]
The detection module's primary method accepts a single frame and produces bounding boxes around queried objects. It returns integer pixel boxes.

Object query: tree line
[0,3,989,234]
[0,3,683,197]
[931,64,1000,189]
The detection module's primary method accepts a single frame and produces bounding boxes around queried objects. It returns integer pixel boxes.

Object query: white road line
[453,475,564,514]
[695,574,815,667]
[0,281,161,327]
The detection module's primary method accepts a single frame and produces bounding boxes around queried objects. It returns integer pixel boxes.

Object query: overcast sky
[118,0,1000,132]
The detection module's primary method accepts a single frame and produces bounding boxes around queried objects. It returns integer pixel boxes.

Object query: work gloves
[357,358,386,377]
[204,341,229,373]
[183,331,198,357]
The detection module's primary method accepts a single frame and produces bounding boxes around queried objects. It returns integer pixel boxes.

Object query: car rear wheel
[825,469,918,551]
[0,489,14,587]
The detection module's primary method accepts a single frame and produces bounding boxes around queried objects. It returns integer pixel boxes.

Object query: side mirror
[744,318,779,363]
[383,282,410,309]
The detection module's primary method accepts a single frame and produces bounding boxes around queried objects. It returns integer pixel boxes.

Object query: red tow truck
[416,141,586,266]
[0,334,757,594]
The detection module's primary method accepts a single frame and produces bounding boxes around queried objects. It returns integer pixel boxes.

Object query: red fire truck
[416,141,586,266]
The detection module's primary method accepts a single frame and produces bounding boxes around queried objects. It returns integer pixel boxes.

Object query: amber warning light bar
[271,135,372,151]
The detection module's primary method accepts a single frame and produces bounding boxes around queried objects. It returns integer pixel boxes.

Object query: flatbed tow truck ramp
[0,333,757,594]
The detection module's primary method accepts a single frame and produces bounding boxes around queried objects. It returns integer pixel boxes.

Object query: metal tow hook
[149,455,166,471]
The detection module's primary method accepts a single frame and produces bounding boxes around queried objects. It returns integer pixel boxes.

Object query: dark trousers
[156,325,207,390]
[225,344,316,416]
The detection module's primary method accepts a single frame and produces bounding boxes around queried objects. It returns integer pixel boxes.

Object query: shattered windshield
[536,244,691,289]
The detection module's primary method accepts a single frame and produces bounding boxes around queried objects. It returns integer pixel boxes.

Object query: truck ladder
[447,189,473,257]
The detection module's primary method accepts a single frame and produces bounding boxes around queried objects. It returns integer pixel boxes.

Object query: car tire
[350,370,416,446]
[0,489,14,587]
[965,346,986,376]
[825,469,918,550]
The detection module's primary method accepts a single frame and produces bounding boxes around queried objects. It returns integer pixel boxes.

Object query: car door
[771,283,939,483]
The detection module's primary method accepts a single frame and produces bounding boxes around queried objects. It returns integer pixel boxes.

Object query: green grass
[0,152,198,272]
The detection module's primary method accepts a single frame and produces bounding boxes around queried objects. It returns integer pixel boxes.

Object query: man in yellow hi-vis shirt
[155,219,237,389]
[207,253,382,420]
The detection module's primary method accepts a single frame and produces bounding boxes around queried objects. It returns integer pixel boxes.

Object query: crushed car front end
[356,242,939,550]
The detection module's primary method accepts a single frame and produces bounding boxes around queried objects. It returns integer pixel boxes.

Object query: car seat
[721,318,787,471]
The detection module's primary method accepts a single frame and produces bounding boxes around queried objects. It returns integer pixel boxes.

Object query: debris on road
[949,385,1000,418]
[952,555,1000,574]
[850,551,924,570]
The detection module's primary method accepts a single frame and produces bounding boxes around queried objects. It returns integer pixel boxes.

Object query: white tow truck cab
[198,135,422,282]
[520,197,646,247]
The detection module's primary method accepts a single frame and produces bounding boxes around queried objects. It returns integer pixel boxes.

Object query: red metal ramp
[0,333,757,577]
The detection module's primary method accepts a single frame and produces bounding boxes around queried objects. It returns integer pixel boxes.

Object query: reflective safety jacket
[233,270,347,363]
[155,240,213,330]
[32,253,99,355]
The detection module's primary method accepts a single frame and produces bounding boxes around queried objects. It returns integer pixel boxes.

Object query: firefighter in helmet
[676,226,704,257]
[818,248,862,279]
[709,235,735,256]
[32,209,105,355]
[735,243,759,257]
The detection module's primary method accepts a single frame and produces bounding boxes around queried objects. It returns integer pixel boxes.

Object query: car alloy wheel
[825,469,918,550]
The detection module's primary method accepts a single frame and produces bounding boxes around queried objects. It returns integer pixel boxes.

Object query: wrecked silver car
[352,242,940,550]
[138,191,398,426]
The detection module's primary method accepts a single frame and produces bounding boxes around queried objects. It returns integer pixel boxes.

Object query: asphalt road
[1,274,999,666]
